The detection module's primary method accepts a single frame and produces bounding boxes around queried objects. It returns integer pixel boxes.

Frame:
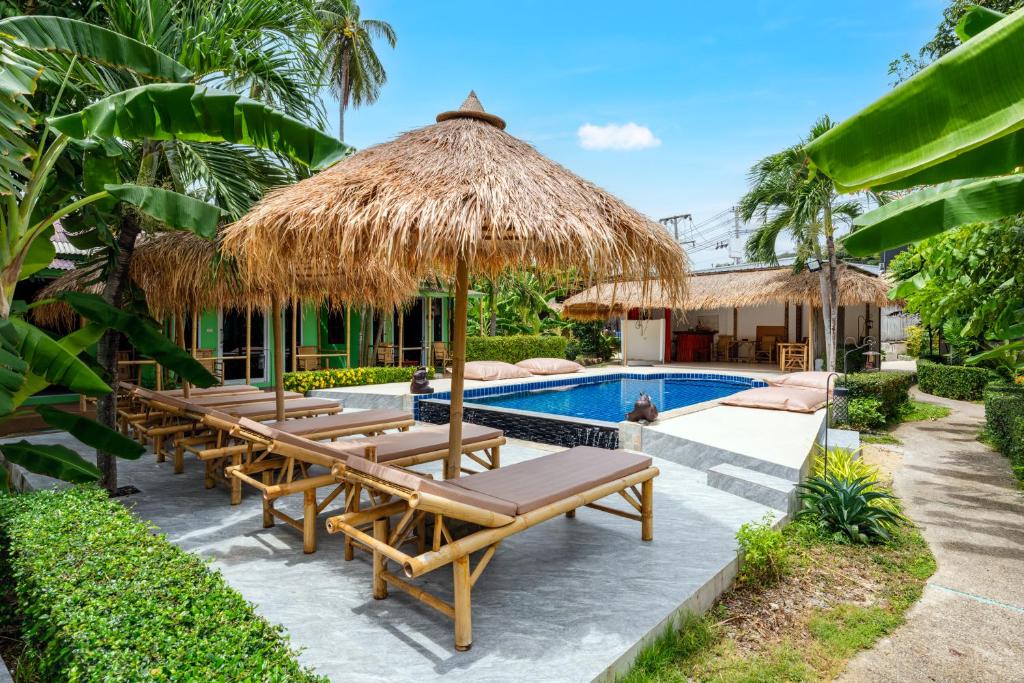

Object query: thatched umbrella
[561,266,894,320]
[222,91,688,478]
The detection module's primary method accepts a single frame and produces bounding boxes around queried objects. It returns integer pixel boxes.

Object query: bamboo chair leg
[453,554,472,651]
[261,471,274,529]
[173,441,185,474]
[205,460,215,489]
[303,489,317,554]
[416,515,427,554]
[641,478,653,541]
[565,509,576,519]
[155,434,164,463]
[490,445,500,469]
[230,453,243,505]
[372,519,389,600]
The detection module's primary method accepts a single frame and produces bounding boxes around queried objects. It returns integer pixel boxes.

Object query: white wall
[623,319,665,362]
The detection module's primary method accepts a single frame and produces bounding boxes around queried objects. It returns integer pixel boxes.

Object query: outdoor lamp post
[831,385,849,425]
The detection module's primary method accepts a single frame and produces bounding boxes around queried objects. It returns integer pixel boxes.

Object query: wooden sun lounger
[181,409,417,505]
[115,382,261,433]
[323,446,658,651]
[218,418,506,553]
[178,391,303,408]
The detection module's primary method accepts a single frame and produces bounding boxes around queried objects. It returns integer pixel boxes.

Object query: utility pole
[659,213,695,247]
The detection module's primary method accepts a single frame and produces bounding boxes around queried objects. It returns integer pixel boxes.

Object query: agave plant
[796,474,905,544]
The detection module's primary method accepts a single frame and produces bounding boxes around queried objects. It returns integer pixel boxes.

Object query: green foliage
[0,487,326,681]
[812,446,900,515]
[899,400,951,423]
[468,272,566,337]
[0,441,101,484]
[846,398,887,431]
[35,405,144,460]
[620,612,717,683]
[904,324,938,358]
[735,513,789,586]
[564,320,618,362]
[839,371,914,421]
[797,475,905,544]
[103,183,224,238]
[983,382,1024,480]
[283,366,416,393]
[1,318,109,396]
[917,358,994,400]
[465,335,569,365]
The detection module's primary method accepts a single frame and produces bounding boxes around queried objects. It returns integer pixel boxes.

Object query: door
[220,309,266,383]
[398,298,424,366]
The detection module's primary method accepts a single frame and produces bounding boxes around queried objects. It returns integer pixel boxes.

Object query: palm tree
[316,0,396,140]
[738,116,862,372]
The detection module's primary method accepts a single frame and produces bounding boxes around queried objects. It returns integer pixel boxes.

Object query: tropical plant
[735,512,789,586]
[468,271,566,337]
[315,0,396,141]
[797,474,904,544]
[738,116,863,371]
[846,397,886,431]
[0,9,348,490]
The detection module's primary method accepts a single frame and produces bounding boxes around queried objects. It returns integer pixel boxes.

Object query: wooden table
[777,342,808,372]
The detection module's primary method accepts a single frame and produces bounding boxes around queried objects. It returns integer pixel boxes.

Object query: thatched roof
[32,232,420,327]
[221,91,688,306]
[561,265,894,320]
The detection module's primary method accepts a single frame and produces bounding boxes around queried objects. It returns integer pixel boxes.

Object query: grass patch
[861,433,902,445]
[899,400,951,423]
[622,521,935,682]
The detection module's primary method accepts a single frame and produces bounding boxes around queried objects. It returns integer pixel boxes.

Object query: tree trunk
[358,306,372,367]
[824,230,840,373]
[338,105,344,143]
[488,279,497,336]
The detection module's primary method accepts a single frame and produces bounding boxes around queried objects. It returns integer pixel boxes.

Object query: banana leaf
[805,8,1024,192]
[1,318,111,396]
[0,41,43,196]
[0,332,27,416]
[10,322,105,407]
[18,224,56,280]
[36,405,144,459]
[844,175,1024,255]
[0,440,100,483]
[957,6,1006,42]
[49,83,350,170]
[59,292,217,388]
[0,15,192,82]
[104,184,222,238]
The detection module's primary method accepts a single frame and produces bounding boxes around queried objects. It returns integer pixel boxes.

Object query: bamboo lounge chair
[324,445,658,650]
[116,382,262,433]
[181,409,417,505]
[218,417,506,553]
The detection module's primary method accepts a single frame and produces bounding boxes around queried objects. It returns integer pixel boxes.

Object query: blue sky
[328,1,942,267]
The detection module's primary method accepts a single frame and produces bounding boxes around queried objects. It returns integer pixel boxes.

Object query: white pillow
[515,357,584,375]
[721,387,827,413]
[767,371,833,391]
[462,361,533,381]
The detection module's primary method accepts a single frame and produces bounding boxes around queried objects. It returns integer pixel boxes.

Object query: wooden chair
[296,345,320,371]
[715,335,733,361]
[432,341,450,367]
[755,335,776,363]
[376,343,396,367]
[194,348,224,383]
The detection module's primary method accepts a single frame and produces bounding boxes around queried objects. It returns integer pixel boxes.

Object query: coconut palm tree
[316,0,396,141]
[738,116,862,371]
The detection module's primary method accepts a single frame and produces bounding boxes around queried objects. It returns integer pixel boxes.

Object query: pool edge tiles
[415,372,768,449]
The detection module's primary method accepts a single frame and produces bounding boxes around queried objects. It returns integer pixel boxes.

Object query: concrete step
[706,463,796,513]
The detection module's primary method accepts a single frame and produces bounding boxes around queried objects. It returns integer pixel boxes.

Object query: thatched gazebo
[223,91,688,478]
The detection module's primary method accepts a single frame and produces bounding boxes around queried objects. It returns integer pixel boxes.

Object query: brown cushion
[344,456,518,517]
[462,361,532,381]
[515,357,583,375]
[234,417,351,463]
[188,391,301,407]
[767,371,833,391]
[266,410,412,437]
[161,385,261,397]
[332,422,502,463]
[450,447,652,514]
[228,398,339,419]
[720,386,827,413]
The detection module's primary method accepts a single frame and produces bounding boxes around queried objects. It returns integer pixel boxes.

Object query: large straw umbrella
[223,92,689,478]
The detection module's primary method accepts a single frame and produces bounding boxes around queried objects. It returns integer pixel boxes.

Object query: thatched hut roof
[31,265,103,329]
[221,91,688,306]
[561,265,894,320]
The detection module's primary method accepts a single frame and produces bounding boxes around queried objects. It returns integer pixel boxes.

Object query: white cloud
[577,122,661,151]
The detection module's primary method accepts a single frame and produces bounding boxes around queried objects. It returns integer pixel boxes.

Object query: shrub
[735,513,789,586]
[797,475,904,544]
[846,397,886,431]
[983,383,1024,481]
[840,371,914,422]
[565,321,619,362]
[812,446,899,515]
[905,325,938,358]
[283,365,416,393]
[917,359,993,401]
[0,487,325,682]
[840,343,867,373]
[464,334,568,364]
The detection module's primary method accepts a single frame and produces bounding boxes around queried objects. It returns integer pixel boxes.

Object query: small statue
[626,392,658,423]
[410,366,434,395]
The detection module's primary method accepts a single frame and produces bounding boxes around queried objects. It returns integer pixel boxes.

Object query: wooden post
[176,313,190,399]
[621,317,628,367]
[445,258,469,480]
[244,306,252,385]
[373,518,389,600]
[315,304,322,367]
[641,478,653,541]
[345,305,352,368]
[427,296,433,366]
[271,298,285,421]
[398,308,405,367]
[191,311,199,356]
[783,301,790,343]
[290,297,298,373]
[453,554,472,651]
[808,307,816,370]
[303,489,317,554]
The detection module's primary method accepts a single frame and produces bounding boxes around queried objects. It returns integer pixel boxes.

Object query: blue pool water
[465,376,751,423]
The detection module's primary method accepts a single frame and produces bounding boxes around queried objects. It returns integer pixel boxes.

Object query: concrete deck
[8,424,781,683]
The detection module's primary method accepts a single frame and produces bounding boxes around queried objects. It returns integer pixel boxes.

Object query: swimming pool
[463,375,753,423]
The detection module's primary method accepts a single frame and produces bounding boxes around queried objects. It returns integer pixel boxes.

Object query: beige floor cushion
[462,360,532,381]
[767,371,834,391]
[515,357,584,375]
[721,386,827,413]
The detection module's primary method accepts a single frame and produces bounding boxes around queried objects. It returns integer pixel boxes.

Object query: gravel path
[839,389,1024,682]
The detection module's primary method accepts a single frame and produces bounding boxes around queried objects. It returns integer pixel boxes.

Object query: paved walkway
[840,389,1024,683]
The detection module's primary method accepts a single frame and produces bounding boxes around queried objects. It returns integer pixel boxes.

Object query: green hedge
[984,383,1024,481]
[839,372,914,422]
[917,359,993,401]
[283,366,416,393]
[465,335,568,364]
[0,487,324,682]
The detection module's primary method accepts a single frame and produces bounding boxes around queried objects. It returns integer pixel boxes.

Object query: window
[326,308,348,345]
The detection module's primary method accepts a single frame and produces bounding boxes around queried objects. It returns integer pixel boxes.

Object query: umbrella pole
[272,298,285,421]
[176,313,190,399]
[445,257,469,480]
[245,306,252,385]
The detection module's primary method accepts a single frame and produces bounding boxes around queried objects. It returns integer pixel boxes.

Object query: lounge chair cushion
[462,361,532,381]
[228,398,339,419]
[188,391,301,407]
[515,357,584,375]
[332,422,502,463]
[720,386,826,413]
[766,371,833,391]
[266,410,412,436]
[160,385,261,397]
[450,447,652,514]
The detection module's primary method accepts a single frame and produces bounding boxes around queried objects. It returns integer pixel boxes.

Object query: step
[706,463,796,513]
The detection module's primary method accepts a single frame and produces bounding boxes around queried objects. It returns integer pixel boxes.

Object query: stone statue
[410,366,434,395]
[626,392,658,423]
